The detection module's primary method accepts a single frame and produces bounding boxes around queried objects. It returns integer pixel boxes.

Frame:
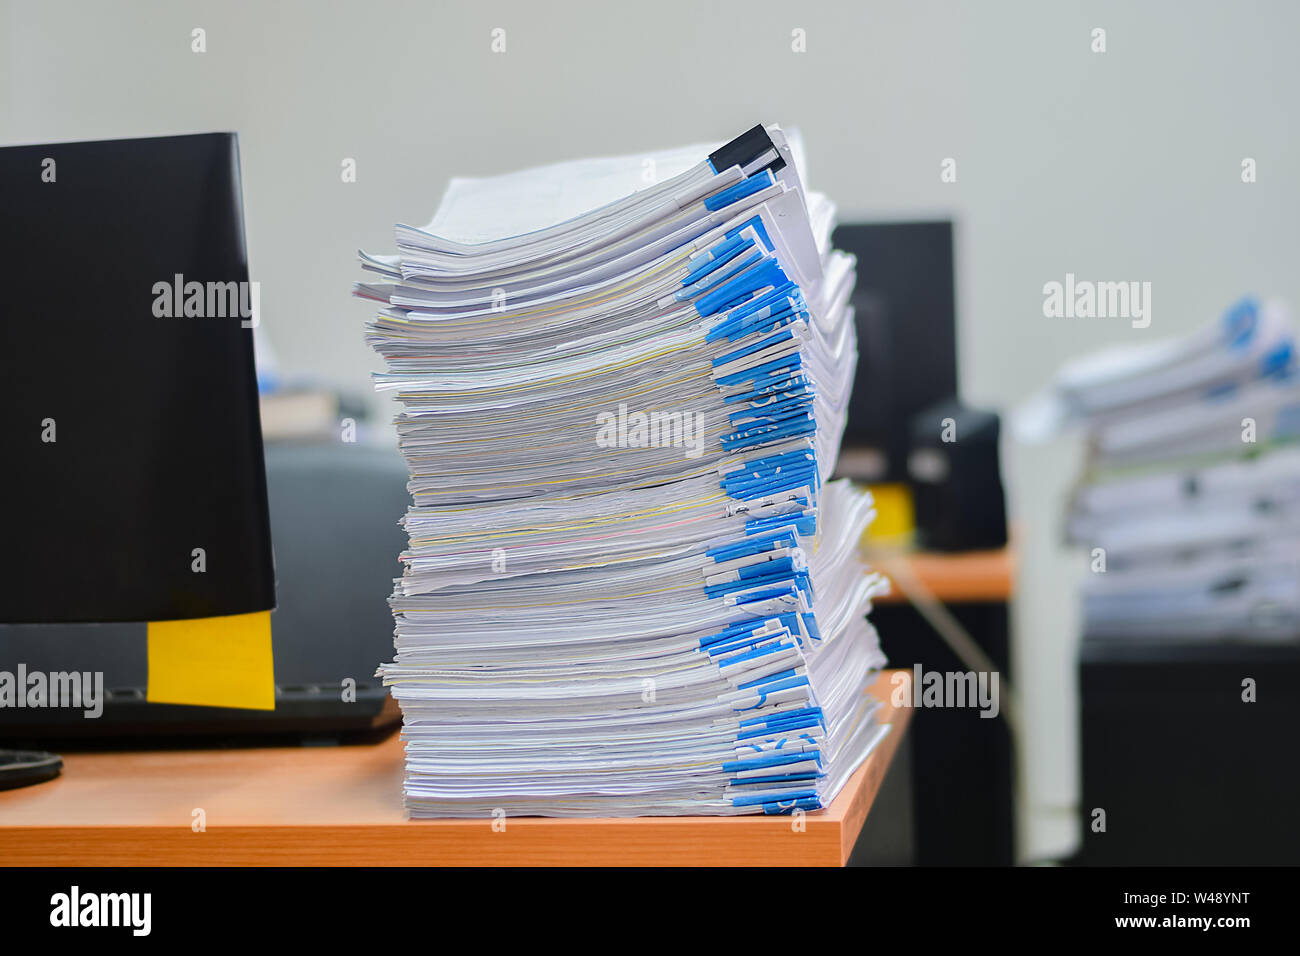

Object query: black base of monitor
[0,686,399,745]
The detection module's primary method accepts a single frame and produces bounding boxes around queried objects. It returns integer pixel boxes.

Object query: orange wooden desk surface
[870,546,1015,604]
[0,671,911,867]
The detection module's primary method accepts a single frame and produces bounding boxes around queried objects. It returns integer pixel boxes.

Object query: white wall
[6,0,1300,860]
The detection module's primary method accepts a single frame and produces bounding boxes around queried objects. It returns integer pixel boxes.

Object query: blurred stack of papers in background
[1045,298,1300,640]
[355,124,891,817]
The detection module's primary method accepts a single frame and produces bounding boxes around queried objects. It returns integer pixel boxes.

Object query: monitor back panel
[0,133,274,623]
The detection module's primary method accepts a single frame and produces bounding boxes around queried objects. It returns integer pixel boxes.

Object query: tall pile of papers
[1042,297,1300,640]
[356,124,891,817]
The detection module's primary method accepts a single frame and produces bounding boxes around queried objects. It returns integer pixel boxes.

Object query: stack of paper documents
[357,125,892,816]
[1040,298,1300,640]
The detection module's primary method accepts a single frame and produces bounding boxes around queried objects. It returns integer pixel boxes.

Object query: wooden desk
[0,671,911,867]
[870,546,1015,604]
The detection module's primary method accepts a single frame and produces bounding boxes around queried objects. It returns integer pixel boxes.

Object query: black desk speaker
[907,399,1007,552]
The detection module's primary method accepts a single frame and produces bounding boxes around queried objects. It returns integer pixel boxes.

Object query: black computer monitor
[833,221,959,482]
[0,133,274,624]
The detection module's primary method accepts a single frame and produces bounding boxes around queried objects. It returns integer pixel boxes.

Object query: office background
[4,0,1298,860]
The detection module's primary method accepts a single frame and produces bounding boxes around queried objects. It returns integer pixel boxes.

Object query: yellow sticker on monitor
[147,610,275,710]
